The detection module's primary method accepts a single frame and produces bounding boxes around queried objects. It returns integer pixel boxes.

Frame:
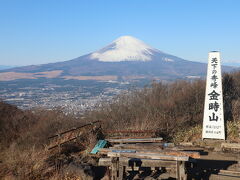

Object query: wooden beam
[120,157,177,168]
[99,148,200,159]
[99,157,177,168]
[211,174,240,180]
[107,136,153,139]
[219,170,240,176]
[106,137,163,144]
[48,136,77,150]
[48,120,101,139]
[112,142,174,149]
[104,129,157,134]
[99,148,136,154]
[107,152,189,161]
[221,143,240,150]
[99,158,112,166]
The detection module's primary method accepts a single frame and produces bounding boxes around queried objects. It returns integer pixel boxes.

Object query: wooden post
[176,161,180,180]
[118,159,124,180]
[176,161,186,180]
[111,157,118,180]
[179,161,186,180]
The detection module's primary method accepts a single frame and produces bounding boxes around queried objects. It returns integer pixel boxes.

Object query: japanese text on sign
[202,52,225,140]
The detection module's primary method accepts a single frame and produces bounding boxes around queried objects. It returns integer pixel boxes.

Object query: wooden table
[98,151,190,180]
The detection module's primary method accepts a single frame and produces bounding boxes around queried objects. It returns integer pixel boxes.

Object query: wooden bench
[98,150,190,180]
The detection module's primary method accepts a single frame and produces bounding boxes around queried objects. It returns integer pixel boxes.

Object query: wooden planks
[211,170,240,180]
[48,120,101,150]
[106,137,163,144]
[99,148,136,154]
[211,174,240,180]
[90,140,107,154]
[219,170,240,176]
[95,137,195,180]
[99,148,200,159]
[104,129,157,134]
[112,142,174,150]
[48,120,101,139]
[107,151,189,161]
[99,157,176,168]
[221,142,240,150]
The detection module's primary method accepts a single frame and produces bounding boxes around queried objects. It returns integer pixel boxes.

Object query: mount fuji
[90,36,159,62]
[0,36,234,81]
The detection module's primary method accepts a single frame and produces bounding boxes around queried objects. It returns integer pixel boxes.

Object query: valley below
[0,78,149,114]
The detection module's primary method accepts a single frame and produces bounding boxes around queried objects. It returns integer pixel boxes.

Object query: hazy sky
[0,0,240,66]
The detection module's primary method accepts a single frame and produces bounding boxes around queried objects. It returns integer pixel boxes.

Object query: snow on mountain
[163,57,174,62]
[90,36,160,62]
[1,35,236,82]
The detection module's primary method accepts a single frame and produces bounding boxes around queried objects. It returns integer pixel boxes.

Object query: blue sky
[0,0,240,66]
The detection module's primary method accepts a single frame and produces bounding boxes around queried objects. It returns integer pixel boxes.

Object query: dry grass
[173,124,202,143]
[0,102,99,179]
[86,79,206,140]
[86,72,240,141]
[173,120,240,143]
[1,71,240,179]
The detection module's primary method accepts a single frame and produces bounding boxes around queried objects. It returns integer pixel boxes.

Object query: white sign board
[202,51,225,140]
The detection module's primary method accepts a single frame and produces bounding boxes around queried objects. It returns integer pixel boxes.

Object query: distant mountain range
[0,65,15,70]
[223,62,240,67]
[0,36,236,81]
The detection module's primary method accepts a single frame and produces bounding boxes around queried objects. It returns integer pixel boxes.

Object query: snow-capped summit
[2,35,224,82]
[90,36,159,62]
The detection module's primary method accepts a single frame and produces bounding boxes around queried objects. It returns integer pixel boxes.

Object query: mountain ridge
[0,36,235,81]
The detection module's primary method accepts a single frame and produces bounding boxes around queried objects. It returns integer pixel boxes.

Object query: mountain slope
[0,65,15,70]
[0,36,235,81]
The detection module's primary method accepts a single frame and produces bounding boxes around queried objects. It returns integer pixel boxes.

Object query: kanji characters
[209,101,219,112]
[209,112,218,121]
[210,81,218,88]
[211,58,218,64]
[208,90,220,100]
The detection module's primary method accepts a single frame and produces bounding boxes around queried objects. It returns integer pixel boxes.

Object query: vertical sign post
[202,51,225,140]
